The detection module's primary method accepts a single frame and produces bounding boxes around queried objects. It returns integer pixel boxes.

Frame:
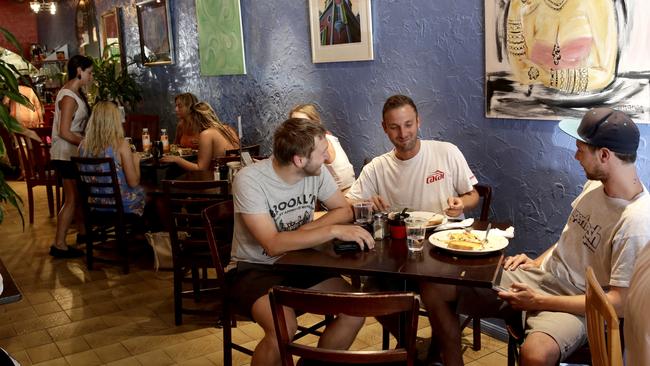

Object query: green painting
[196,0,246,76]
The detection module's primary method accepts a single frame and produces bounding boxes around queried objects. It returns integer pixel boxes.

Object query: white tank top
[50,89,89,161]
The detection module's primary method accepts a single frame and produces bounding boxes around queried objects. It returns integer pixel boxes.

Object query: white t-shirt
[346,140,478,213]
[624,243,650,366]
[325,134,355,190]
[50,89,88,161]
[231,158,339,265]
[542,180,650,292]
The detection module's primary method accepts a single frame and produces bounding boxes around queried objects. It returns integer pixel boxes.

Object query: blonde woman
[79,101,145,216]
[161,102,239,170]
[172,92,199,148]
[290,103,355,191]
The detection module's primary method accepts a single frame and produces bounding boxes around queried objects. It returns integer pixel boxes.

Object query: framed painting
[308,0,374,63]
[196,0,246,76]
[100,7,125,69]
[485,0,650,122]
[136,0,174,66]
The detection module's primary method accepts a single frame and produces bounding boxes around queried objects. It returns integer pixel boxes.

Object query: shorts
[229,261,336,319]
[51,160,77,180]
[457,268,587,361]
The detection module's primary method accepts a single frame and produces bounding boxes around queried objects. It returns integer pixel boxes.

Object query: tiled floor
[0,182,508,365]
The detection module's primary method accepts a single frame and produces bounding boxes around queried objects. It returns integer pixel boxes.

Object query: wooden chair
[202,201,332,366]
[586,266,623,366]
[124,114,159,151]
[270,286,420,366]
[72,157,144,273]
[14,132,60,223]
[225,144,260,156]
[163,179,230,325]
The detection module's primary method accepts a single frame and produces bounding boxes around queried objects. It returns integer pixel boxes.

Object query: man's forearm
[460,190,479,211]
[300,206,353,231]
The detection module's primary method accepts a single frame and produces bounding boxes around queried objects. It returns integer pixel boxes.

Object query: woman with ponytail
[161,101,239,171]
[49,55,93,258]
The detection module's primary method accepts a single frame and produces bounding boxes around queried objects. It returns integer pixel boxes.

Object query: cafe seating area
[0,184,509,365]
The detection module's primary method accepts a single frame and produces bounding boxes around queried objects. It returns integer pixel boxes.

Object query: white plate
[405,211,447,229]
[428,229,508,256]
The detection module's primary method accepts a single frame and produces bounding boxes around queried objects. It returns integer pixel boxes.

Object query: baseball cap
[558,108,639,154]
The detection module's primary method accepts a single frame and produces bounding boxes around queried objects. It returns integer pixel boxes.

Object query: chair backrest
[474,184,492,221]
[71,157,125,221]
[43,104,55,126]
[225,144,260,157]
[14,132,56,184]
[586,266,623,366]
[270,286,419,366]
[202,200,235,281]
[124,114,160,150]
[163,180,230,262]
[31,126,52,145]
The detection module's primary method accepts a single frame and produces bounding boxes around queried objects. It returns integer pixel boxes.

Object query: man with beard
[346,94,479,217]
[230,117,374,366]
[420,108,650,366]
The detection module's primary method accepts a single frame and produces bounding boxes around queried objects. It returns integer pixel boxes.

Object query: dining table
[0,257,22,305]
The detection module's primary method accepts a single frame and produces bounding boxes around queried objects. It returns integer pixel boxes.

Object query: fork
[482,223,492,245]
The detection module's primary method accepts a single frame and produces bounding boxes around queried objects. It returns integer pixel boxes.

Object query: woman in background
[161,102,239,170]
[173,93,199,148]
[49,55,93,258]
[290,103,355,191]
[79,101,145,216]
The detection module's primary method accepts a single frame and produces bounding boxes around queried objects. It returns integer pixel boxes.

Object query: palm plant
[91,49,142,109]
[0,27,30,225]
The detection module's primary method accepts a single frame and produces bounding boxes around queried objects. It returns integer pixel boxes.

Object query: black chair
[163,179,230,325]
[202,201,332,366]
[225,144,260,156]
[270,286,420,366]
[72,157,144,274]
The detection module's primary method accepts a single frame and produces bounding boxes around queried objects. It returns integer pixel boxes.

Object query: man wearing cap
[419,108,650,366]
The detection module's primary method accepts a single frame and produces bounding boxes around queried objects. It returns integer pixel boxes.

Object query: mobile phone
[492,285,509,292]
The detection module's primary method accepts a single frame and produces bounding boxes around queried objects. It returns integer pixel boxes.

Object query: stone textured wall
[80,0,648,256]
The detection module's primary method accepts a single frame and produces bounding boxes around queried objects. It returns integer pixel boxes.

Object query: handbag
[145,232,173,271]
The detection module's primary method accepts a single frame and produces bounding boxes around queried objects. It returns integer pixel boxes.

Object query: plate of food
[404,211,447,229]
[428,229,508,255]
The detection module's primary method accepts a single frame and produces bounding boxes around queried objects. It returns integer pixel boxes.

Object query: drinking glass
[405,218,427,252]
[353,202,373,224]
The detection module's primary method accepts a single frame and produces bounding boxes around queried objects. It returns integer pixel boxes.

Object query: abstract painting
[196,0,246,76]
[136,0,174,66]
[485,0,650,122]
[309,0,373,63]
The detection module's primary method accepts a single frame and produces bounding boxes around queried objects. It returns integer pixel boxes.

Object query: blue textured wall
[52,0,649,256]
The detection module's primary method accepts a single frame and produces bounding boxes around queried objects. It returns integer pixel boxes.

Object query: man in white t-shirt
[230,118,374,366]
[346,94,479,217]
[420,108,650,366]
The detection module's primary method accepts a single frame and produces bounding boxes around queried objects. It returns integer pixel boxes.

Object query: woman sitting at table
[173,92,199,148]
[79,101,145,216]
[290,103,355,191]
[161,102,239,171]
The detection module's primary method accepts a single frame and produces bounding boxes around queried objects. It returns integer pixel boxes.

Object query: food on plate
[443,231,484,250]
[179,147,193,156]
[427,215,444,226]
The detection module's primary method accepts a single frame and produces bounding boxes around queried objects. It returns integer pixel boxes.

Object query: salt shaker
[373,213,387,240]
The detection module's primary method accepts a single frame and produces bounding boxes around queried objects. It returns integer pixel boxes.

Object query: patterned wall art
[485,0,650,122]
[136,0,174,66]
[195,0,246,76]
[308,0,373,63]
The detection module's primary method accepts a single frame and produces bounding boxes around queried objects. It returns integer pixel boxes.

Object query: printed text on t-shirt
[570,209,602,252]
[426,170,445,184]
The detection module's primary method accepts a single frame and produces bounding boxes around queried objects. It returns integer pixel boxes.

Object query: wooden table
[0,258,22,305]
[275,221,507,288]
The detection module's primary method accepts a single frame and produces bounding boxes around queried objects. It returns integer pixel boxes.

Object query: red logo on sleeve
[426,170,445,184]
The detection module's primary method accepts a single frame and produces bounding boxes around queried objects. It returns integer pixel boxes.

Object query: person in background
[5,75,43,128]
[161,101,239,170]
[289,103,356,192]
[346,94,479,216]
[173,92,199,148]
[230,118,374,366]
[625,242,650,365]
[49,55,93,258]
[79,101,144,216]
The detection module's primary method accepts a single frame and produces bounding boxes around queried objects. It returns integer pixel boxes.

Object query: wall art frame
[100,7,126,69]
[308,0,374,63]
[136,0,174,66]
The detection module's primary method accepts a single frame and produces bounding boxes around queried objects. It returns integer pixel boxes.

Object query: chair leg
[27,185,34,224]
[223,307,233,366]
[119,232,129,274]
[472,317,481,350]
[174,268,183,325]
[86,230,94,270]
[191,266,200,301]
[46,184,55,217]
[382,326,390,350]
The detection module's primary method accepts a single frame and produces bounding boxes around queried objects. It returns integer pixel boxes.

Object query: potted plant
[0,27,30,225]
[90,50,142,109]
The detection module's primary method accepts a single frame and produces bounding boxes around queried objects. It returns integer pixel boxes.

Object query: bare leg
[419,281,464,366]
[53,178,77,249]
[520,332,561,366]
[250,294,297,366]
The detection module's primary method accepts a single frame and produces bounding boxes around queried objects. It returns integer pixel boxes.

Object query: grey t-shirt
[231,158,339,265]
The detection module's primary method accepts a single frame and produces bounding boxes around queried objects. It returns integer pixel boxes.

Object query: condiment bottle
[142,128,151,153]
[160,128,169,153]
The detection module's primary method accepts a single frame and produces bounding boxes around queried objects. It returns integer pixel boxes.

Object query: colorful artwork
[196,0,246,76]
[309,0,373,63]
[485,0,650,122]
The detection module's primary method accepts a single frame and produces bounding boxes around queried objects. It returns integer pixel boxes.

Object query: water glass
[405,218,427,252]
[353,202,373,224]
